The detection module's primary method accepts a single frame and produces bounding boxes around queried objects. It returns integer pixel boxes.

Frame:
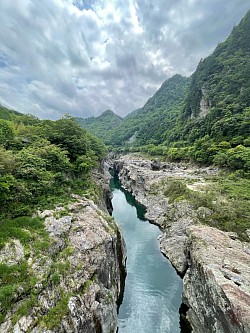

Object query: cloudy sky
[0,0,249,119]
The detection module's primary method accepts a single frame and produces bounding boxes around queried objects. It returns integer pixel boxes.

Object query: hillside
[108,74,190,146]
[0,105,24,120]
[107,10,250,173]
[76,75,190,147]
[165,9,250,169]
[0,107,107,218]
[0,106,126,332]
[75,109,123,143]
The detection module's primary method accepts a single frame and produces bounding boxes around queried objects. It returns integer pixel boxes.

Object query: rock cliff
[0,196,126,333]
[113,154,250,333]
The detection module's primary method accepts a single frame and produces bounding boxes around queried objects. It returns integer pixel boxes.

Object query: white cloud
[0,0,249,119]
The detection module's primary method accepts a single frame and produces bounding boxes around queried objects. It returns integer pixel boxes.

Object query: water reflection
[110,178,182,333]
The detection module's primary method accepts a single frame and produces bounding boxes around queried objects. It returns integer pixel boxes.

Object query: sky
[0,1,249,119]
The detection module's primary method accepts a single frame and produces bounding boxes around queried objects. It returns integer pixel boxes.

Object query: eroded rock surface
[184,225,250,333]
[0,197,125,333]
[113,154,250,333]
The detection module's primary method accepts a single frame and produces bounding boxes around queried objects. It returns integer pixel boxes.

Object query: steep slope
[75,110,123,143]
[108,10,250,172]
[0,106,126,332]
[108,74,190,146]
[183,10,250,120]
[0,105,25,121]
[0,198,125,333]
[165,10,250,168]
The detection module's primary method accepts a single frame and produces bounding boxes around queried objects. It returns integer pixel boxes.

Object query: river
[110,177,183,333]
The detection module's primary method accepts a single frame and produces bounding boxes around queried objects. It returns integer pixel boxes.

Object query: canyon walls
[113,154,250,333]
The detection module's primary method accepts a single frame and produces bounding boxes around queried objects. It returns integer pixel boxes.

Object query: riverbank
[112,153,250,333]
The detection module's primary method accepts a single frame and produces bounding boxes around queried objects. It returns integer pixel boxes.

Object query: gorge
[112,154,250,333]
[0,7,250,333]
[110,176,183,333]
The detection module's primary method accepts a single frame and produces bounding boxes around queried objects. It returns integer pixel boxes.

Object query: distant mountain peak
[75,109,123,143]
[100,109,122,119]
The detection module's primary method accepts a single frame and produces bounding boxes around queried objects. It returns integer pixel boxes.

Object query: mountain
[183,10,250,120]
[75,109,123,143]
[0,105,24,120]
[108,10,250,172]
[165,9,250,168]
[108,74,190,146]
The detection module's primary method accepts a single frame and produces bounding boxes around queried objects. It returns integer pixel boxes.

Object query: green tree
[0,120,14,148]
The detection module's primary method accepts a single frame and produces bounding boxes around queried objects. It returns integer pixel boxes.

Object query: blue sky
[0,0,249,119]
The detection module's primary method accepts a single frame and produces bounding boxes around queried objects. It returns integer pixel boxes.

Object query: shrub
[164,180,188,203]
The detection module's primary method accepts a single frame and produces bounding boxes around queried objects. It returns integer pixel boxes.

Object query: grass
[164,179,189,203]
[163,174,250,241]
[51,272,61,286]
[40,293,71,329]
[0,285,15,311]
[0,262,28,285]
[0,216,46,249]
[51,260,71,277]
[0,215,50,324]
[12,294,37,324]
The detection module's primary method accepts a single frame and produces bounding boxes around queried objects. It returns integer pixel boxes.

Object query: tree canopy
[0,108,107,218]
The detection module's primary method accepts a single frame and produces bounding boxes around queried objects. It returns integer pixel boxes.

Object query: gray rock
[114,153,250,333]
[0,198,126,333]
[0,239,24,266]
[183,225,250,333]
[151,159,161,170]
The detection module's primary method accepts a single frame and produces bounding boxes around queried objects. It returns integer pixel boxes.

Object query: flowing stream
[110,177,183,333]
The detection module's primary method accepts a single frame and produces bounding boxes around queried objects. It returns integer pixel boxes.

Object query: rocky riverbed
[0,195,126,333]
[112,153,250,333]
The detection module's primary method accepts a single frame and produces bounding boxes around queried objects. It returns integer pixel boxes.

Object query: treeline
[0,107,107,218]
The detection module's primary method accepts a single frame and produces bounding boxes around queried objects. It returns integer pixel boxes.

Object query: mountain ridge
[75,109,123,143]
[77,10,250,172]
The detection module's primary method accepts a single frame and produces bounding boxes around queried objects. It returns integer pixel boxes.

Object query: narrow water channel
[110,177,183,333]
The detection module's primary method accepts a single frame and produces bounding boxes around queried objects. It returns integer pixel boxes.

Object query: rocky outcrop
[183,225,250,333]
[113,154,250,333]
[0,196,126,333]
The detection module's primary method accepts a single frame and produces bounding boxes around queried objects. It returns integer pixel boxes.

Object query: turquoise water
[110,178,183,333]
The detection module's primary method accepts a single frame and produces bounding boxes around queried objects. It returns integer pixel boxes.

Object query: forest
[0,106,107,220]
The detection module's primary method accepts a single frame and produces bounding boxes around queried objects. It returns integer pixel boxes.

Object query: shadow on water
[110,176,146,221]
[110,175,192,333]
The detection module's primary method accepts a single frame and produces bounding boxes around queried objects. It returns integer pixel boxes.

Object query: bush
[164,180,188,203]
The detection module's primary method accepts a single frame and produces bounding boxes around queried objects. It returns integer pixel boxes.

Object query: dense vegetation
[0,106,107,325]
[76,75,190,147]
[78,10,250,175]
[165,9,250,171]
[0,106,107,218]
[75,109,123,143]
[108,74,190,147]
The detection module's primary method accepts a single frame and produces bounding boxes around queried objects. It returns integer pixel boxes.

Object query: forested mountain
[163,9,250,169]
[0,105,23,120]
[102,10,250,172]
[77,75,190,146]
[0,106,106,218]
[108,74,190,146]
[75,109,122,143]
